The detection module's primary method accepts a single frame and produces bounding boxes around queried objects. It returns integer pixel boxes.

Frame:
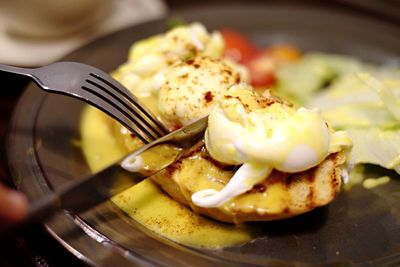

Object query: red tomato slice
[246,51,277,87]
[220,29,260,63]
[220,30,300,88]
[246,45,301,88]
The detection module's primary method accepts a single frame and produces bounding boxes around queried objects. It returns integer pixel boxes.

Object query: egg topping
[192,85,352,208]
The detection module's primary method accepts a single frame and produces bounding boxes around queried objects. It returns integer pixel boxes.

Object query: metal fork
[0,62,168,143]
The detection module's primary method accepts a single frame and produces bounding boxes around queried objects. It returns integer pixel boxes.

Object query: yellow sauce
[228,183,288,214]
[362,176,390,189]
[167,152,291,219]
[123,143,182,176]
[80,106,256,248]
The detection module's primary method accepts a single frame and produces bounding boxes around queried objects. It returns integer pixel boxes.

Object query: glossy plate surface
[7,3,400,267]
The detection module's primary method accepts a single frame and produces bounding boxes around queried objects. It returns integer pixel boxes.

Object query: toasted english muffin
[149,142,345,223]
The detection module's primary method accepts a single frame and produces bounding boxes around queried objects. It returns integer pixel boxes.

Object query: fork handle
[0,63,35,79]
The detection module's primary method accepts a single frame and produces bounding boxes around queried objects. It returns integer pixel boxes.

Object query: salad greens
[275,53,400,179]
[275,53,365,105]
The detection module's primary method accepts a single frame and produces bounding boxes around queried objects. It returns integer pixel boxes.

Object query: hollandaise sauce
[80,106,256,248]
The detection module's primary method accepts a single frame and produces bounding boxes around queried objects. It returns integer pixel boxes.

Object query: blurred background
[0,0,398,266]
[0,0,398,67]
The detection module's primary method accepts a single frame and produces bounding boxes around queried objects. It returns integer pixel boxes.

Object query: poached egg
[192,85,352,208]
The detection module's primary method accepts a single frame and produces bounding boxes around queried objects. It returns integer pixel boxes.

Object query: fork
[0,62,168,143]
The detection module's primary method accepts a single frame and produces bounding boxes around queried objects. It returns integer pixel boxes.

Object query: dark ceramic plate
[7,3,400,267]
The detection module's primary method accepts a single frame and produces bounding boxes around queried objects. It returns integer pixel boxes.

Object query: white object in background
[0,0,113,38]
[0,0,167,66]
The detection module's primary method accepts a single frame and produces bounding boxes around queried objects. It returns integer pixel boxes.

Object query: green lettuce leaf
[307,66,400,174]
[276,53,364,104]
[308,73,400,129]
[346,128,400,174]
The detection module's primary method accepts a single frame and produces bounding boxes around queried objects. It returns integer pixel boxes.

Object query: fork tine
[88,72,169,136]
[80,82,159,144]
[77,86,154,144]
[83,79,161,140]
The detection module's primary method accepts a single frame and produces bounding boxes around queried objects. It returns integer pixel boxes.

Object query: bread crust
[150,144,346,224]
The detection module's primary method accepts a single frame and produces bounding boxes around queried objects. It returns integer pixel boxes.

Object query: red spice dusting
[204,91,214,103]
[235,74,241,84]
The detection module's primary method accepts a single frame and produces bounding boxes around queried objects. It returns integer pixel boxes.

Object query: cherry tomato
[247,52,277,87]
[220,29,301,88]
[220,29,260,63]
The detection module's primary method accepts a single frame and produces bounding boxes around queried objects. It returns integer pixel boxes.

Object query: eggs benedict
[114,23,352,223]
